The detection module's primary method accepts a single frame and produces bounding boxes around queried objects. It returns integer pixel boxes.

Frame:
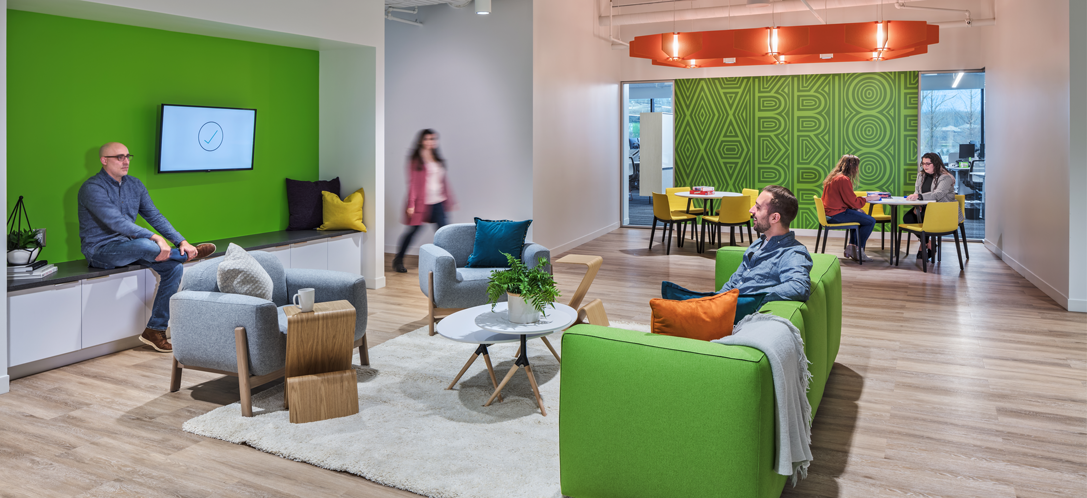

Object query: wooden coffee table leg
[485,364,519,407]
[447,350,481,390]
[540,337,560,363]
[481,352,503,402]
[523,364,546,417]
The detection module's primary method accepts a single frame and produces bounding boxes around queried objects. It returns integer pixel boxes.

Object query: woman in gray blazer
[904,152,963,257]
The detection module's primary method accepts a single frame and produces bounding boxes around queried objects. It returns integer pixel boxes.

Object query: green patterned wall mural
[674,71,918,230]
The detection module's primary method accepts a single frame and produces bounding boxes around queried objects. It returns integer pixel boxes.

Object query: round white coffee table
[436,302,575,416]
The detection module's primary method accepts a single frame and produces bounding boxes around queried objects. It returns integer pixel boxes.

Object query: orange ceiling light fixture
[629,21,939,68]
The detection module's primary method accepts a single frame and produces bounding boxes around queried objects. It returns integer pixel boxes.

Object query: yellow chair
[897,201,963,273]
[700,195,753,252]
[666,187,706,244]
[854,190,892,250]
[814,196,863,265]
[651,193,697,255]
[742,188,759,210]
[955,194,970,259]
[665,186,706,216]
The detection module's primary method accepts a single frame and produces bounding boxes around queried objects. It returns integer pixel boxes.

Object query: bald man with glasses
[77,142,216,353]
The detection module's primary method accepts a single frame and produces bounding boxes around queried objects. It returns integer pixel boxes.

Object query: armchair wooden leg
[170,357,182,392]
[234,327,254,417]
[814,226,822,253]
[953,232,964,271]
[357,335,370,366]
[429,271,437,336]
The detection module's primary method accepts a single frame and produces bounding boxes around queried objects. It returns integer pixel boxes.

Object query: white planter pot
[506,293,541,324]
[7,247,41,266]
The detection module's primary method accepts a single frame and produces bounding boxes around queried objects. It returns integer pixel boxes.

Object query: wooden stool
[284,300,359,424]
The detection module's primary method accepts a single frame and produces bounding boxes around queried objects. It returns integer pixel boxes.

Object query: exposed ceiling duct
[600,0,994,29]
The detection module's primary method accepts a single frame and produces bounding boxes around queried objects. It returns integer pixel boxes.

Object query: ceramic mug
[293,288,315,312]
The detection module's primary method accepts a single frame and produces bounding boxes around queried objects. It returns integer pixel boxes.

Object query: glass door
[622,81,674,227]
[919,71,985,240]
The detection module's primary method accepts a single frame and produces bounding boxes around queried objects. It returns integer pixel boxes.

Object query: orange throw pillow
[649,288,739,342]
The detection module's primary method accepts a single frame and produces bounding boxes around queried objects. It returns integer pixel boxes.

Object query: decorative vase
[7,247,41,266]
[506,293,541,324]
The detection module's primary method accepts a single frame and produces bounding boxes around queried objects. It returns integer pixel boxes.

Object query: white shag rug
[183,321,648,498]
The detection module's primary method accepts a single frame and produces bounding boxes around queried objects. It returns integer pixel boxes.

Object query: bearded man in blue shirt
[666,185,813,303]
[78,142,216,353]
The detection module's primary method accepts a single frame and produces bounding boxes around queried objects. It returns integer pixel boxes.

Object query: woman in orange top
[821,155,881,262]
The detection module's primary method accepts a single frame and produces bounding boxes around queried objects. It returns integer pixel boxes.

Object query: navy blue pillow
[660,281,767,325]
[466,218,533,268]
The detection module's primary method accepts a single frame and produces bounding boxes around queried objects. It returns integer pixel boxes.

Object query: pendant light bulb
[673,33,680,59]
[767,27,779,55]
[876,22,884,50]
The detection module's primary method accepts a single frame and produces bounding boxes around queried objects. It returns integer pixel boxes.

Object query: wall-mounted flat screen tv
[158,104,256,173]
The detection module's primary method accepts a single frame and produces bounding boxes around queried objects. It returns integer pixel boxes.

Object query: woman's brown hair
[823,154,860,190]
[410,129,445,171]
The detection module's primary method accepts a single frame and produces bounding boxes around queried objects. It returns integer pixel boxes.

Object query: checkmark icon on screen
[204,130,218,144]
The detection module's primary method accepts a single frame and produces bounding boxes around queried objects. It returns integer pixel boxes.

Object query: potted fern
[486,253,560,324]
[7,228,42,265]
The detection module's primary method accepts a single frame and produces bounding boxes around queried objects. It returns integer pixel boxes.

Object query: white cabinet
[263,245,292,270]
[81,272,149,348]
[143,269,156,323]
[290,239,328,270]
[327,233,362,275]
[8,282,82,366]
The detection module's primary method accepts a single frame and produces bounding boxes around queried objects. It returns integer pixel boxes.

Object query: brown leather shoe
[191,243,217,262]
[139,328,172,353]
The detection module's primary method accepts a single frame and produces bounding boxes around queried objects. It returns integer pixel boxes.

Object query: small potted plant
[486,253,560,324]
[7,228,42,265]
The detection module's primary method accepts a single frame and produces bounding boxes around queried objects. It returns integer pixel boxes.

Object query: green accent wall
[7,11,319,263]
[674,72,919,230]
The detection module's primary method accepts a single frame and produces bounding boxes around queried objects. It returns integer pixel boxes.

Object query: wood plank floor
[1,228,1083,497]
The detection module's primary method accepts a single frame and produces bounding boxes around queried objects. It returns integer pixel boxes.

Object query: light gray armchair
[168,250,367,417]
[418,223,550,335]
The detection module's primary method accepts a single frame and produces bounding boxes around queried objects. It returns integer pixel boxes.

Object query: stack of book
[9,260,57,280]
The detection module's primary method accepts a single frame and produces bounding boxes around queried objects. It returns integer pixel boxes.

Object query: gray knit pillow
[216,243,273,301]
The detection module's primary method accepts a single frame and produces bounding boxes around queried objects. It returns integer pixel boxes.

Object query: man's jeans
[89,238,187,332]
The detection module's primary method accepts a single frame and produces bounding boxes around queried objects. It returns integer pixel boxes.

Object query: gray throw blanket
[713,312,813,485]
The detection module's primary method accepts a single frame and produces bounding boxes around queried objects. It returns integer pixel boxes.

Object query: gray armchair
[418,223,550,335]
[168,250,368,417]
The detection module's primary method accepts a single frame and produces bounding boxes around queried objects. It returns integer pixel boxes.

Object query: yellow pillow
[318,188,367,232]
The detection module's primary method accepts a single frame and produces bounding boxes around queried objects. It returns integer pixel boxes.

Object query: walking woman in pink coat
[392,129,456,273]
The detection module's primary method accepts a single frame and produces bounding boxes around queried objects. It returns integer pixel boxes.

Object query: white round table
[672,191,744,252]
[436,302,575,416]
[868,197,934,266]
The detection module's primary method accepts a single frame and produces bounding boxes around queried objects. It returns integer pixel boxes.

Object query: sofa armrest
[285,269,367,342]
[714,246,746,291]
[419,243,457,298]
[169,291,285,377]
[560,324,784,498]
[522,243,551,272]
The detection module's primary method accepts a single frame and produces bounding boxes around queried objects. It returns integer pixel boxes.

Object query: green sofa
[558,247,842,498]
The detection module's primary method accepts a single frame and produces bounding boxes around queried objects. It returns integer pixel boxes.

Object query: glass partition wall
[622,81,674,227]
[919,71,986,239]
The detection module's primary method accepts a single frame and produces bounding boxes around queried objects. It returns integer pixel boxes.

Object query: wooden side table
[283,300,359,424]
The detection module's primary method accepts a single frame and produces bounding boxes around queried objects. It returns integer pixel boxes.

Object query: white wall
[1070,0,1087,312]
[533,0,622,254]
[321,46,385,289]
[384,0,534,256]
[985,0,1072,309]
[0,1,9,395]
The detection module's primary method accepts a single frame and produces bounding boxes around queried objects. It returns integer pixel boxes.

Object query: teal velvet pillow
[466,218,533,268]
[660,281,767,325]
